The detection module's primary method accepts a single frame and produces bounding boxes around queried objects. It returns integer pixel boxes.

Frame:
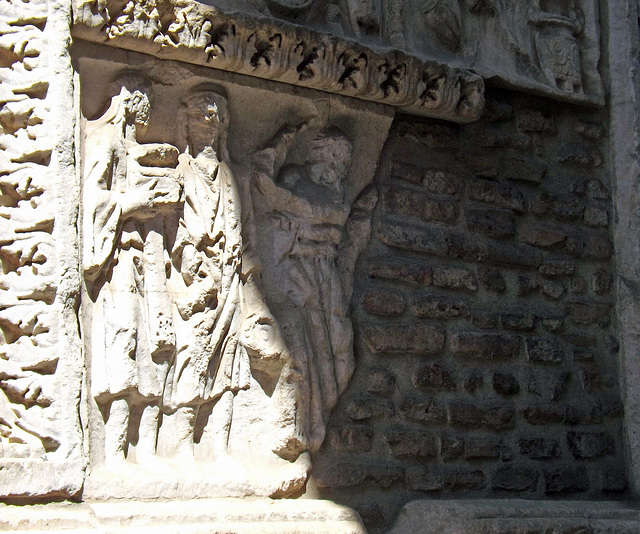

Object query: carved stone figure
[249,120,374,460]
[529,0,584,93]
[82,75,182,466]
[160,86,251,461]
[421,0,462,51]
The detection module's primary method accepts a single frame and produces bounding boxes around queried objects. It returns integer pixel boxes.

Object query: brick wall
[313,89,625,532]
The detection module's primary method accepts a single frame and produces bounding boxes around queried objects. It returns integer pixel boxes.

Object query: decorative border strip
[71,0,484,123]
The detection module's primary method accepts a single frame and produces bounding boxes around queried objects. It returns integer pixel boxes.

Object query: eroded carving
[529,0,585,94]
[248,118,376,459]
[79,66,385,497]
[0,0,62,460]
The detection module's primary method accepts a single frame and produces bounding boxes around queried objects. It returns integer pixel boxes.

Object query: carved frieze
[131,0,602,105]
[71,0,484,123]
[77,54,394,498]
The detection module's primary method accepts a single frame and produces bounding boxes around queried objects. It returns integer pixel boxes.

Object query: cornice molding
[72,0,484,123]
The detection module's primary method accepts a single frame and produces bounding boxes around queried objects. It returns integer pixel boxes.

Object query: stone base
[388,499,640,533]
[0,499,365,533]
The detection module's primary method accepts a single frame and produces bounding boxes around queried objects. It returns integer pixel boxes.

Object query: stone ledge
[0,499,365,533]
[388,499,640,534]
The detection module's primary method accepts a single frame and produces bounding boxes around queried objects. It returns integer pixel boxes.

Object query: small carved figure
[529,0,584,93]
[82,75,182,466]
[420,0,462,52]
[249,120,371,460]
[345,0,381,37]
[164,4,213,49]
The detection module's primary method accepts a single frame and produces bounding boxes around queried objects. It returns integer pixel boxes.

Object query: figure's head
[180,85,229,158]
[306,127,352,189]
[109,72,151,135]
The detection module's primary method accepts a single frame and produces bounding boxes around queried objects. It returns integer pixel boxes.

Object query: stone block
[544,466,589,494]
[465,208,516,239]
[519,438,560,459]
[406,467,444,492]
[520,223,567,248]
[399,396,447,424]
[390,160,422,185]
[516,111,555,133]
[346,397,395,420]
[412,294,468,318]
[527,368,570,400]
[318,462,403,489]
[366,368,396,397]
[492,466,539,491]
[0,500,367,534]
[517,274,539,296]
[476,241,543,268]
[449,403,515,431]
[567,431,615,459]
[584,205,609,227]
[361,287,406,317]
[592,269,613,295]
[361,323,445,355]
[587,179,609,200]
[468,179,526,212]
[328,425,375,452]
[552,197,585,220]
[523,404,565,425]
[369,257,433,285]
[567,300,611,326]
[464,437,502,460]
[413,363,456,392]
[602,466,628,493]
[579,367,604,393]
[451,332,521,360]
[492,372,520,396]
[582,233,613,259]
[471,310,500,329]
[441,435,464,461]
[463,370,484,393]
[389,500,640,534]
[525,337,564,364]
[539,259,575,277]
[478,266,506,293]
[502,313,535,331]
[422,169,462,197]
[501,157,547,184]
[383,186,458,224]
[565,404,603,426]
[377,220,466,259]
[432,267,478,291]
[385,430,438,458]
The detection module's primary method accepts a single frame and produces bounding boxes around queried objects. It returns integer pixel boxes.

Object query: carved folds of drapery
[77,60,394,498]
[71,0,484,123]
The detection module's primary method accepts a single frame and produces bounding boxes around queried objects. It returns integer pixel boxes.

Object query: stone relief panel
[194,0,604,104]
[71,0,485,123]
[77,51,393,499]
[0,0,83,498]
